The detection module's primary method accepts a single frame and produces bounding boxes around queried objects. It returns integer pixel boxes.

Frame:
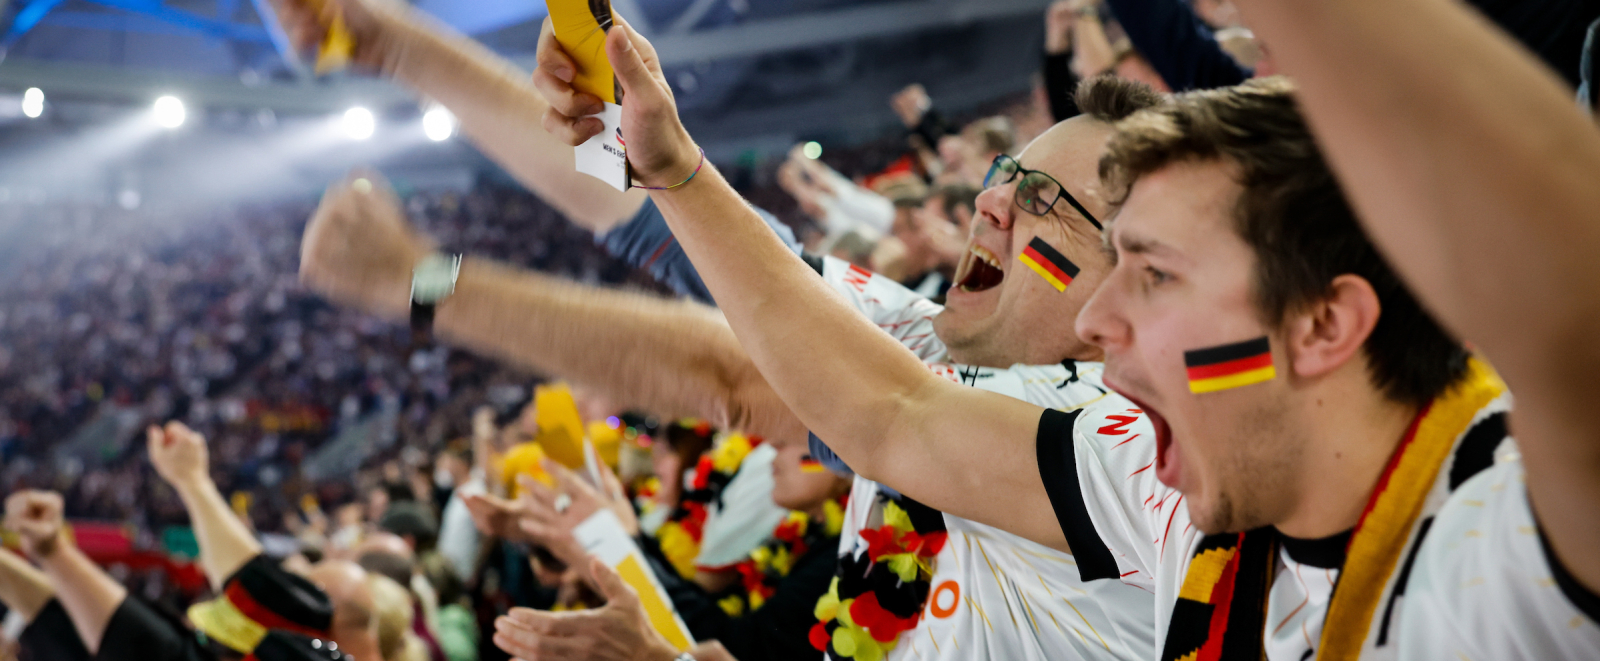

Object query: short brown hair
[1075,75,1166,123]
[1098,77,1467,406]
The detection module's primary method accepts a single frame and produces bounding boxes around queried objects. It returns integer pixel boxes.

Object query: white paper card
[572,509,696,650]
[575,102,629,192]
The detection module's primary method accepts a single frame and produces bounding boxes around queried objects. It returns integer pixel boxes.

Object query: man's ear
[1284,274,1381,379]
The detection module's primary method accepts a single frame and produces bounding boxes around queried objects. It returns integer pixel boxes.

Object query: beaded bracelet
[632,147,706,191]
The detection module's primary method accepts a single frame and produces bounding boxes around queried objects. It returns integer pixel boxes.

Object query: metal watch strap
[409,253,462,344]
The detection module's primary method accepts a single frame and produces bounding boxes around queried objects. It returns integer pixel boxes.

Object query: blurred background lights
[343,107,375,140]
[422,105,456,142]
[21,88,43,118]
[803,141,822,159]
[153,96,185,128]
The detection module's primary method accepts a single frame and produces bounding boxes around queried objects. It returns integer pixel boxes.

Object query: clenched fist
[268,0,420,76]
[4,491,65,558]
[147,421,213,489]
[299,172,433,321]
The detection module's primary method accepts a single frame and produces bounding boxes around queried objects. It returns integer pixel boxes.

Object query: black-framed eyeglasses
[982,154,1102,231]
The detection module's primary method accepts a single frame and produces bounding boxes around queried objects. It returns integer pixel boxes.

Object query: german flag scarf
[1160,357,1506,661]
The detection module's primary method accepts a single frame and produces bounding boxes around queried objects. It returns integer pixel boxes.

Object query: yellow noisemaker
[532,382,587,469]
[500,442,554,498]
[303,0,354,74]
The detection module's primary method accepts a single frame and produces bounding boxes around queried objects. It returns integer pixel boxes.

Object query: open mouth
[954,244,1005,293]
[1102,377,1180,489]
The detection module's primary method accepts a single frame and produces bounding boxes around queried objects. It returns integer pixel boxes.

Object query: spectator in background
[418,554,477,661]
[357,532,445,661]
[2,490,207,661]
[146,421,388,661]
[434,435,485,584]
[480,444,849,661]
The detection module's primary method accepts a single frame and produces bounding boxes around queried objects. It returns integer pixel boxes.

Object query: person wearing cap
[2,489,208,661]
[147,421,388,661]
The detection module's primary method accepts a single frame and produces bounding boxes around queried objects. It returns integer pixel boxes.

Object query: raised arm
[0,538,54,623]
[1229,0,1600,590]
[3,491,126,655]
[533,19,1067,550]
[147,422,263,590]
[299,174,807,443]
[270,0,645,232]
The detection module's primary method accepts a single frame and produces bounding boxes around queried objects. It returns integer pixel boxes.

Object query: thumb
[588,557,639,608]
[604,18,661,105]
[147,425,166,454]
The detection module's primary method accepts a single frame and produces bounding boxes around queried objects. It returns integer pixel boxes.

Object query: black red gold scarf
[810,492,948,661]
[716,497,847,617]
[1161,357,1505,661]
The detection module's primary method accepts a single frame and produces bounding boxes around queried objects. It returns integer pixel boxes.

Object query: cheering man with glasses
[986,153,1105,231]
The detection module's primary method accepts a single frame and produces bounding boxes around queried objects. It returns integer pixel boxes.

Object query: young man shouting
[531,12,1595,659]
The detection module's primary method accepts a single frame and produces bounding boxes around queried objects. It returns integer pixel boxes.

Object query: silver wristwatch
[410,252,461,337]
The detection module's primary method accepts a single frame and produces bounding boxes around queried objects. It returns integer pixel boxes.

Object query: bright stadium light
[153,96,186,128]
[21,88,43,118]
[344,107,375,140]
[803,141,823,159]
[422,105,455,142]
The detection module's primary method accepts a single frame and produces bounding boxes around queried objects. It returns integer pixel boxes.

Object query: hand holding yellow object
[300,0,355,73]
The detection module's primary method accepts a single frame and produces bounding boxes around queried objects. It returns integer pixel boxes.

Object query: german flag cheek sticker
[1184,336,1276,394]
[1018,237,1080,292]
[799,456,827,473]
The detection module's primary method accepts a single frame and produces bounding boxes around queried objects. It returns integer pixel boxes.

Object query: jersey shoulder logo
[843,264,872,292]
[1096,411,1142,436]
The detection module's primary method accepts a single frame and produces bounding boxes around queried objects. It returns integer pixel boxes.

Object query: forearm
[435,257,806,442]
[649,168,940,473]
[386,12,646,232]
[36,543,126,655]
[0,549,52,622]
[174,479,263,590]
[1231,0,1600,586]
[1071,16,1120,77]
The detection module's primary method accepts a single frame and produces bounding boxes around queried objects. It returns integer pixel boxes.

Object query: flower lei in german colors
[809,493,948,661]
[655,431,761,578]
[716,497,847,617]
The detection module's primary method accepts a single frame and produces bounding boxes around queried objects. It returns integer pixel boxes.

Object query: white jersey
[1049,378,1600,660]
[821,257,1155,661]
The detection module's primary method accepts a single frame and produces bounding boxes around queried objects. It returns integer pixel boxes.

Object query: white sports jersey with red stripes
[821,257,1156,661]
[1061,384,1600,660]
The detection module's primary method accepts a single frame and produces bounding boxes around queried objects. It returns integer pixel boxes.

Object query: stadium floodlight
[803,141,823,159]
[344,107,376,140]
[21,88,43,118]
[423,105,455,142]
[153,96,186,128]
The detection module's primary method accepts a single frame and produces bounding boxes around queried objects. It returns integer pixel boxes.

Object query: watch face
[411,254,459,304]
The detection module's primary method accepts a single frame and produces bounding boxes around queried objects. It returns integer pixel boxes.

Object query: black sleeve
[1043,51,1081,122]
[1035,408,1121,582]
[1103,0,1250,91]
[97,597,209,661]
[908,110,956,153]
[671,545,838,661]
[18,599,91,661]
